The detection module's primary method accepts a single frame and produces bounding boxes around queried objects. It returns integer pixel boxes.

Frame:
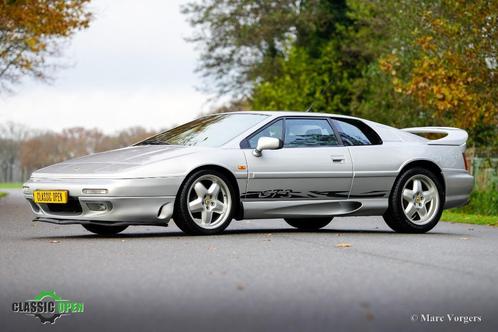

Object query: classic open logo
[12,290,84,324]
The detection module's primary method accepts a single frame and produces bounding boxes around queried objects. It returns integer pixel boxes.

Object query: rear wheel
[82,224,128,235]
[174,169,235,235]
[284,217,333,231]
[383,167,443,233]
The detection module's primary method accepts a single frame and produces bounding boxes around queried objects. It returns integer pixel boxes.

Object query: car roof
[216,110,361,120]
[214,110,411,147]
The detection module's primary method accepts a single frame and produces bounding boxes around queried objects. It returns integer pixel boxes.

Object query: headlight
[22,186,31,194]
[82,188,108,195]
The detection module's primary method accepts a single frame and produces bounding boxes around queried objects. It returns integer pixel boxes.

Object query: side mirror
[253,137,283,157]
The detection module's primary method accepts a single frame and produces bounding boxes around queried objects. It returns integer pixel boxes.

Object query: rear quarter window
[332,118,382,146]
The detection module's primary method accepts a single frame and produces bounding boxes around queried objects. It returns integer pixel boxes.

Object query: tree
[251,43,350,112]
[0,0,92,91]
[378,0,498,145]
[182,0,351,99]
[0,122,30,181]
[251,0,384,115]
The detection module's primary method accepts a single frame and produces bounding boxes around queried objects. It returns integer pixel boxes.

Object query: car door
[332,118,398,199]
[242,117,353,200]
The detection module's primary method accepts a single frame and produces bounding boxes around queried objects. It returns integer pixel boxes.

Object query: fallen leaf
[336,243,352,248]
[236,282,245,290]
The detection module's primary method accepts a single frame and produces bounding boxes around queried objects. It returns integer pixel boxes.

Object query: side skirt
[241,198,388,219]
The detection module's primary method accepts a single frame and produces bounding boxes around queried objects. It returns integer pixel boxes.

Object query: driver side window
[248,120,284,149]
[284,118,338,147]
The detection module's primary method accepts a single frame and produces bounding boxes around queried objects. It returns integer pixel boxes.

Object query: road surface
[1,189,497,331]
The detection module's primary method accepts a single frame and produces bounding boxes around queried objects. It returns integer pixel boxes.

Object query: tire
[383,167,444,233]
[82,224,128,235]
[284,217,333,231]
[174,169,236,235]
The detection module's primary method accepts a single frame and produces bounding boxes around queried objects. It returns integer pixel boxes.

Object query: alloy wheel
[186,174,232,229]
[401,174,440,225]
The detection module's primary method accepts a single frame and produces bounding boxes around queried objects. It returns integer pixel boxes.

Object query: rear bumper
[23,177,181,225]
[442,170,474,209]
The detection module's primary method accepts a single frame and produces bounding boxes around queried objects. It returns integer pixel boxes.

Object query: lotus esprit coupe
[23,112,474,235]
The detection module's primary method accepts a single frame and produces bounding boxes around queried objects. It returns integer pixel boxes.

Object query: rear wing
[401,127,468,146]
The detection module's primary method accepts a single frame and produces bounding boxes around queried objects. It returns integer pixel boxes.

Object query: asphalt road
[1,189,497,332]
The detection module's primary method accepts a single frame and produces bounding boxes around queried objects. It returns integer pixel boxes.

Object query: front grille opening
[43,197,83,214]
[27,199,40,213]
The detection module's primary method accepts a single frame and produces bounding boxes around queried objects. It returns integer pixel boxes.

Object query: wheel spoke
[188,198,203,213]
[194,182,208,198]
[422,189,435,202]
[418,205,428,219]
[212,200,226,214]
[207,182,221,197]
[413,179,422,193]
[201,209,213,225]
[403,189,414,201]
[404,202,417,218]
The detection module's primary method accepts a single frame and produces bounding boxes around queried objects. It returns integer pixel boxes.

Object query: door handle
[331,155,345,164]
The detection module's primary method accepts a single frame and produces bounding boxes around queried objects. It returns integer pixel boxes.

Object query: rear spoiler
[401,127,468,146]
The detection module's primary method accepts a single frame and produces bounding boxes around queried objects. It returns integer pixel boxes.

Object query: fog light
[82,188,108,195]
[22,186,31,194]
[86,202,109,211]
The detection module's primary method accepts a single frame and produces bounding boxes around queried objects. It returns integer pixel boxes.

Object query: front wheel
[174,169,236,235]
[82,224,128,235]
[383,167,443,233]
[284,217,333,231]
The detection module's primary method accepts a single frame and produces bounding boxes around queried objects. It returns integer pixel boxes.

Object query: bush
[452,188,498,216]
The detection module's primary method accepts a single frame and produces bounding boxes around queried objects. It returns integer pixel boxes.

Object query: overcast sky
[0,0,212,133]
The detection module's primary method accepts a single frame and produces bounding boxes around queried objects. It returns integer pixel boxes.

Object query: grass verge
[442,211,498,226]
[0,192,7,199]
[0,182,22,189]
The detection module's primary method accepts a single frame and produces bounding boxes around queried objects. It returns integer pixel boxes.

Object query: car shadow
[26,226,458,241]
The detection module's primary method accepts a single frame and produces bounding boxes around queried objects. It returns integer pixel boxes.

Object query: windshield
[136,113,268,147]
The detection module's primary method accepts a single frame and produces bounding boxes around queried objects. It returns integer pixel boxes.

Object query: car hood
[31,145,198,179]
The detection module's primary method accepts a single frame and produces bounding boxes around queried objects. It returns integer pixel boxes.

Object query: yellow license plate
[33,190,69,204]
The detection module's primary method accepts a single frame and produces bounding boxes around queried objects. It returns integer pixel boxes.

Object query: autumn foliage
[379,0,498,142]
[0,0,91,90]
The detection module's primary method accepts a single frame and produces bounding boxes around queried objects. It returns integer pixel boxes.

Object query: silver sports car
[23,111,474,235]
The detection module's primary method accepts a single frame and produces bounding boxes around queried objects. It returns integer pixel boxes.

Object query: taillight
[462,153,469,171]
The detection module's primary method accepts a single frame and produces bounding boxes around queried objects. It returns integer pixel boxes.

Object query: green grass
[442,211,498,226]
[452,189,498,216]
[0,192,6,199]
[0,182,22,189]
[440,187,498,226]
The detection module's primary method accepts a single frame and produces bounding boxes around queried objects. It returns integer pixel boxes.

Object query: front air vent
[42,197,83,214]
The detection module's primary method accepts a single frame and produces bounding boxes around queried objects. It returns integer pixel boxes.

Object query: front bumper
[23,177,183,225]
